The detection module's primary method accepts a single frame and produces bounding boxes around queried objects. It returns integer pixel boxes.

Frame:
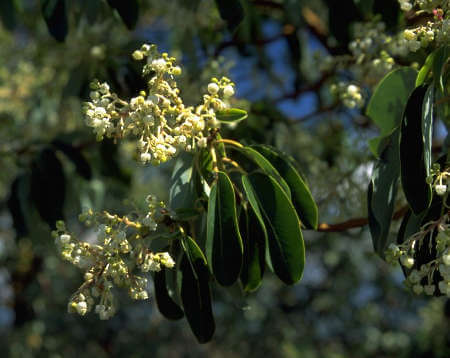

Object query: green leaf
[251,144,318,229]
[239,207,266,292]
[432,45,450,93]
[214,0,245,32]
[368,128,400,256]
[215,108,248,123]
[206,171,243,286]
[169,154,199,210]
[30,148,65,228]
[180,237,215,343]
[41,0,68,42]
[234,146,291,198]
[400,85,432,214]
[422,86,434,182]
[154,268,184,320]
[242,173,305,285]
[366,68,417,156]
[107,0,139,30]
[416,50,436,87]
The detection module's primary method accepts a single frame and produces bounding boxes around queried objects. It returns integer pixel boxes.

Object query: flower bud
[223,85,235,97]
[435,184,447,196]
[207,82,219,95]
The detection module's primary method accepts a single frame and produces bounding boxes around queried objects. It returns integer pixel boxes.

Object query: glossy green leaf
[251,144,318,229]
[366,68,417,156]
[368,128,400,256]
[180,237,215,343]
[154,268,184,320]
[107,0,139,30]
[242,173,305,285]
[215,108,248,123]
[214,0,245,32]
[41,0,68,42]
[432,45,449,93]
[234,146,291,198]
[239,207,266,292]
[206,171,243,286]
[400,85,432,214]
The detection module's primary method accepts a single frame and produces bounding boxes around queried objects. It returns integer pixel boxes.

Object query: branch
[317,205,409,232]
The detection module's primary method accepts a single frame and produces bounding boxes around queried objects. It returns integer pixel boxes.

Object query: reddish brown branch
[317,205,409,232]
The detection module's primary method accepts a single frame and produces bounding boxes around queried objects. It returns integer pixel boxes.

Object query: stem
[215,138,244,148]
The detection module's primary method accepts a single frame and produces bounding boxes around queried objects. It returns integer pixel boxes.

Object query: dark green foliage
[7,175,30,238]
[107,0,139,30]
[400,85,432,215]
[251,144,318,229]
[239,207,266,292]
[433,45,450,93]
[242,173,305,285]
[41,0,68,42]
[206,171,243,286]
[180,237,215,343]
[30,148,65,228]
[154,269,184,320]
[214,0,245,32]
[368,129,400,256]
[52,140,92,180]
[0,0,17,30]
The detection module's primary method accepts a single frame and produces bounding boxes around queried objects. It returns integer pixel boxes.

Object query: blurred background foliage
[0,0,449,357]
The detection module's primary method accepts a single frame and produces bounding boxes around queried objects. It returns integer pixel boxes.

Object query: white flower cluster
[399,1,450,51]
[84,44,236,166]
[385,215,450,297]
[53,195,177,320]
[330,83,365,109]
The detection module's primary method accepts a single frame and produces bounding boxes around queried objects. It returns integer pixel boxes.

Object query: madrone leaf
[206,171,243,286]
[242,173,305,285]
[215,108,248,123]
[368,128,400,256]
[239,207,266,292]
[180,237,215,343]
[154,268,184,320]
[251,144,318,229]
[400,85,432,214]
[366,68,417,156]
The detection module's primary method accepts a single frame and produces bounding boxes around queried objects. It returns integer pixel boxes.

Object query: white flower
[223,85,235,97]
[152,58,167,72]
[403,29,416,41]
[132,50,144,60]
[208,82,219,95]
[59,234,71,244]
[435,184,447,196]
[76,301,88,315]
[400,255,414,269]
[140,152,152,163]
[443,253,450,266]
